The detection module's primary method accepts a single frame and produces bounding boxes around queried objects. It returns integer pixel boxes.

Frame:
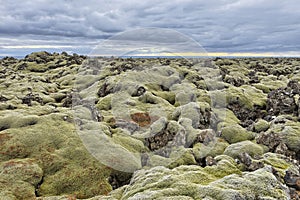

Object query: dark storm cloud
[0,0,299,56]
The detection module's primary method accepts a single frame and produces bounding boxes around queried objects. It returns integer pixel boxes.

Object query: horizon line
[1,51,300,58]
[90,52,300,58]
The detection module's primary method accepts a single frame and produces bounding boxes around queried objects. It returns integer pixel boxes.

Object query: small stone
[238,152,252,167]
[205,156,216,166]
[275,142,289,155]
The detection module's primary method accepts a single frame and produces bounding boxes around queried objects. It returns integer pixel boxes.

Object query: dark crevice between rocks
[227,103,267,128]
[0,95,8,102]
[256,131,298,160]
[196,156,217,168]
[108,171,132,190]
[144,122,187,158]
[237,152,265,172]
[132,86,146,97]
[284,170,300,199]
[97,82,113,98]
[109,62,137,74]
[247,70,259,84]
[160,84,170,92]
[0,124,10,132]
[62,93,73,108]
[198,108,212,129]
[145,129,176,152]
[223,75,246,87]
[35,175,44,197]
[21,93,44,106]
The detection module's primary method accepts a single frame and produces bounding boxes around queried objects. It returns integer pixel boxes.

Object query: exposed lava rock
[267,80,300,117]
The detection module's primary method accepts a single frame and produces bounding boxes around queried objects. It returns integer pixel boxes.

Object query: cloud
[0,0,299,56]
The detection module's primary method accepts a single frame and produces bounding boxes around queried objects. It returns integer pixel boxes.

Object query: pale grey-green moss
[193,138,229,160]
[223,140,264,158]
[0,112,39,130]
[105,155,289,200]
[112,133,147,153]
[220,124,255,144]
[254,119,270,132]
[282,121,300,152]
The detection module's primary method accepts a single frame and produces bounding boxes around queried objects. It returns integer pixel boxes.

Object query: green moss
[192,138,229,160]
[203,168,290,200]
[223,140,264,158]
[282,121,300,152]
[144,83,162,91]
[262,153,291,176]
[121,156,242,200]
[73,105,94,120]
[254,119,269,133]
[215,109,240,130]
[224,71,249,85]
[0,112,113,198]
[112,132,147,153]
[75,75,102,91]
[196,90,211,105]
[0,158,43,186]
[176,169,216,185]
[0,178,36,200]
[26,62,49,72]
[259,75,287,91]
[147,155,171,167]
[35,152,67,175]
[58,74,75,86]
[225,85,267,109]
[3,55,300,200]
[168,147,197,169]
[220,124,255,144]
[0,158,43,199]
[38,163,111,198]
[40,94,55,104]
[96,95,112,110]
[203,155,241,179]
[157,196,194,200]
[240,85,267,107]
[253,83,271,93]
[0,113,39,130]
[152,91,176,105]
[49,93,66,103]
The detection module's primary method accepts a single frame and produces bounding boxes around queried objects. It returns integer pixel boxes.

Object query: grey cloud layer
[0,0,299,55]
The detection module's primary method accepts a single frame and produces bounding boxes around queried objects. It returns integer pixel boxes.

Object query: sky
[0,0,300,57]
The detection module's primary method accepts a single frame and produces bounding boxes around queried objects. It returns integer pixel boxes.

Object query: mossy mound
[1,54,300,199]
[99,156,289,200]
[223,140,265,158]
[220,124,255,144]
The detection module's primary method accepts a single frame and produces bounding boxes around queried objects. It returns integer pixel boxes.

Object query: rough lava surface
[0,52,299,199]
